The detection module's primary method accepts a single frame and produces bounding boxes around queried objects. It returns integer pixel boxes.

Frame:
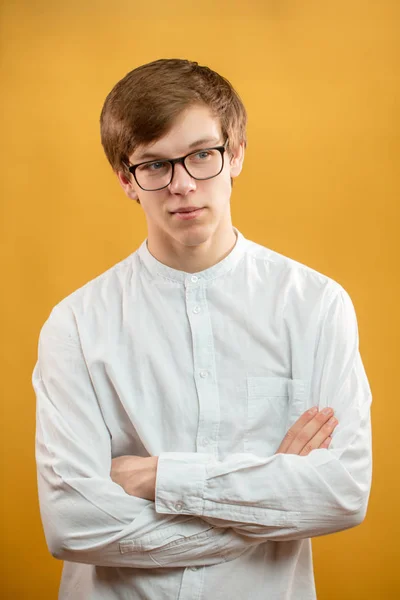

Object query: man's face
[117,104,244,249]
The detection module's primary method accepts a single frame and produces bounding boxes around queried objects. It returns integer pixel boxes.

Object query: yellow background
[1,0,399,597]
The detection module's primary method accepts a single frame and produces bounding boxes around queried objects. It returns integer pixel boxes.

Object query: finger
[299,418,338,456]
[276,407,319,453]
[284,409,335,455]
[320,436,333,449]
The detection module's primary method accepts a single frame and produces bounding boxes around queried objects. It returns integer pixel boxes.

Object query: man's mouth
[171,207,205,220]
[171,206,203,213]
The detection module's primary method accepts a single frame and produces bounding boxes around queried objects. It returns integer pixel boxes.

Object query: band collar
[137,226,247,284]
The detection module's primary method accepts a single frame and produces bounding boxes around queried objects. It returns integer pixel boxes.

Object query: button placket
[185,278,220,458]
[177,565,205,600]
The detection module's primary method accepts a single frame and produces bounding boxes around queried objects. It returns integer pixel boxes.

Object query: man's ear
[229,142,245,178]
[116,170,139,201]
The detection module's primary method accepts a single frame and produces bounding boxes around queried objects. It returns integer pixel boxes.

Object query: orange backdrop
[1,1,399,598]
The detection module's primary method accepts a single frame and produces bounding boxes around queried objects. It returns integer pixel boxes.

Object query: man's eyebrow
[134,137,221,162]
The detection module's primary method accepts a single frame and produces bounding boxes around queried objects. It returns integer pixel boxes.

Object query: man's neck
[146,225,238,274]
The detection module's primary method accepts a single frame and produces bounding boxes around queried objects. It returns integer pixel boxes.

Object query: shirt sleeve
[155,286,372,541]
[33,306,259,568]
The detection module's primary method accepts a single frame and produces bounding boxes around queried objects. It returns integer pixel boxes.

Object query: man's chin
[171,223,214,247]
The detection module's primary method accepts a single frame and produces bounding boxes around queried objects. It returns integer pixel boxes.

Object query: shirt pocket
[245,377,308,456]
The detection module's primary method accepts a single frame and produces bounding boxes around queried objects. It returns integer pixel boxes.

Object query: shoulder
[242,236,348,310]
[40,250,140,338]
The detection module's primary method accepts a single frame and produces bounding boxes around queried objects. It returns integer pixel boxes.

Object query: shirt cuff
[155,452,210,517]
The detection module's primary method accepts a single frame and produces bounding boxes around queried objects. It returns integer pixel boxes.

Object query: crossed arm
[34,287,372,568]
[112,398,369,543]
[111,406,338,501]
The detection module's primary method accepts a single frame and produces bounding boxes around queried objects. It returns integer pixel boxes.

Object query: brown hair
[100,58,247,180]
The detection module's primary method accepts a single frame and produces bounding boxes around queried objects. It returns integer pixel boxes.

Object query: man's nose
[168,162,196,194]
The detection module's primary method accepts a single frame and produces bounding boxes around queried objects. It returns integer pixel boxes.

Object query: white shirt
[32,227,372,600]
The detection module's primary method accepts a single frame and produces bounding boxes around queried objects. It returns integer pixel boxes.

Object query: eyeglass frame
[124,139,229,191]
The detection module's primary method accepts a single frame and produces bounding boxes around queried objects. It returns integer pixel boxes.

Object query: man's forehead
[130,106,223,162]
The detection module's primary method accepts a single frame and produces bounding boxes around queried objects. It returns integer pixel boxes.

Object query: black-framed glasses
[125,139,229,191]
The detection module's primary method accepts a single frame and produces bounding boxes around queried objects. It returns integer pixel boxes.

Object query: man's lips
[170,207,203,213]
[171,207,205,220]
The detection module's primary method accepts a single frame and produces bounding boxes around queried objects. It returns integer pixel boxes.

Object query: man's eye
[145,161,166,171]
[195,151,210,159]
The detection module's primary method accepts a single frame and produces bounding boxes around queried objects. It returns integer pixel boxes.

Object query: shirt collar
[137,226,248,284]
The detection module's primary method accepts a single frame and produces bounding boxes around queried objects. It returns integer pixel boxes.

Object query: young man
[33,59,372,599]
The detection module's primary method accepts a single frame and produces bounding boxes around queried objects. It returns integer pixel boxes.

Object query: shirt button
[175,502,184,511]
[201,437,210,446]
[190,566,198,571]
[200,370,208,378]
[193,305,201,314]
[191,275,198,283]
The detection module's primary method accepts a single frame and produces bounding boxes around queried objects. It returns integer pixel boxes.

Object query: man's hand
[111,455,159,500]
[276,407,338,455]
